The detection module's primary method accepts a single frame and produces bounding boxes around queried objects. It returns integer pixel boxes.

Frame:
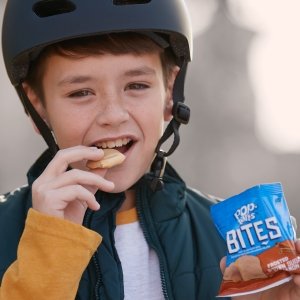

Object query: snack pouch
[211,182,299,297]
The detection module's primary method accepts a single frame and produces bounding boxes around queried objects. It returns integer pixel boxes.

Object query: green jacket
[0,150,229,300]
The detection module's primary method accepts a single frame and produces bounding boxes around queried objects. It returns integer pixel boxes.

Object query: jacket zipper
[83,209,103,300]
[109,209,124,300]
[136,187,172,300]
[83,197,124,300]
[92,251,102,300]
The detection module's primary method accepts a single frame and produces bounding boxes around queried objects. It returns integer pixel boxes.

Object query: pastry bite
[86,148,125,169]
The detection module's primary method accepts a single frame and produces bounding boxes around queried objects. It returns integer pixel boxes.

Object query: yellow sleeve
[0,208,102,300]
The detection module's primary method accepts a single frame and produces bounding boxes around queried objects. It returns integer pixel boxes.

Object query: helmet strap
[17,85,59,155]
[150,61,190,191]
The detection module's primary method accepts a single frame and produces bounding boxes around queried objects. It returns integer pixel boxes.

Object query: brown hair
[26,32,176,103]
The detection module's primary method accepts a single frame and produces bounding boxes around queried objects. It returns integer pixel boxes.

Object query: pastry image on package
[210,182,300,297]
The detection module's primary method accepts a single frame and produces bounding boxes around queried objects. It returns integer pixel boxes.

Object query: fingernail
[91,147,103,153]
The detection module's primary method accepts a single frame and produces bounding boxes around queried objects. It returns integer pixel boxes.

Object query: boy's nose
[95,97,130,127]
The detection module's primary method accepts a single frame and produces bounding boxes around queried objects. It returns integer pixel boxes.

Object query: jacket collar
[138,164,187,222]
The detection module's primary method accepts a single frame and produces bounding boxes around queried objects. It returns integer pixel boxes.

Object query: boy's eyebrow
[58,75,94,86]
[123,66,156,77]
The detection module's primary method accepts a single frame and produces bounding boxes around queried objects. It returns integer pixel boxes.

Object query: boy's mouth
[93,138,134,154]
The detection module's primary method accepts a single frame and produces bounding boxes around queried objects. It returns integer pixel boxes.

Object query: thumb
[220,256,227,274]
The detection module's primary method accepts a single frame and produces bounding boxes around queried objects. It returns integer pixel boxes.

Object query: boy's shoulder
[0,185,32,215]
[185,185,223,207]
[0,184,30,200]
[163,162,223,206]
[0,185,31,277]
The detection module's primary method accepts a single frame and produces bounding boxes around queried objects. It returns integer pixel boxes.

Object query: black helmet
[2,0,192,190]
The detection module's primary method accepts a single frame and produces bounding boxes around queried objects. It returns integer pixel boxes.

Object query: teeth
[96,138,130,149]
[116,139,123,147]
[107,140,115,148]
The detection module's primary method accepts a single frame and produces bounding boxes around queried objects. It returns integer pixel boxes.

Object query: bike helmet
[2,0,193,191]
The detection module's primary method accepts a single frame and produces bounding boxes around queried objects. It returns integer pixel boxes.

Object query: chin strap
[150,61,190,192]
[17,85,59,156]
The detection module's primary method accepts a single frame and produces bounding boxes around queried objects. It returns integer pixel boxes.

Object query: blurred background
[1,0,299,231]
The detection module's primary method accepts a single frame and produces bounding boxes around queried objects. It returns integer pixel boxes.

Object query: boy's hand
[31,146,115,224]
[221,240,300,300]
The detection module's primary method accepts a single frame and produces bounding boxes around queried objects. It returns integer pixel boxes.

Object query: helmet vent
[113,0,151,5]
[33,0,76,18]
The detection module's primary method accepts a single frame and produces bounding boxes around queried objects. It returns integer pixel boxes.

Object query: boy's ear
[22,82,49,135]
[164,66,180,121]
[164,98,173,121]
[22,82,47,118]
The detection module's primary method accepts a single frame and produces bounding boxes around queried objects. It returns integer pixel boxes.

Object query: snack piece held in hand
[86,149,125,169]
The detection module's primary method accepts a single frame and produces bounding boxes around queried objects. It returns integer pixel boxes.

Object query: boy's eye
[125,83,149,90]
[68,89,93,98]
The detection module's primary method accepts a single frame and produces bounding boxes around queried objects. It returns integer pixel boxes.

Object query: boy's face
[27,52,176,192]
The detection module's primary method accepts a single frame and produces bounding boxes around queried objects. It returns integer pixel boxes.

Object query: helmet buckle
[172,102,190,125]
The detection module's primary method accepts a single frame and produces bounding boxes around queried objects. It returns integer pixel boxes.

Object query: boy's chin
[109,183,134,194]
[110,174,145,193]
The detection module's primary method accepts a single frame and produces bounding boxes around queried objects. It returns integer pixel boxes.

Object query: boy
[1,0,300,299]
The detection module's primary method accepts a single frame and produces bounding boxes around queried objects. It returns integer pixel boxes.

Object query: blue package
[211,182,295,266]
[210,183,299,297]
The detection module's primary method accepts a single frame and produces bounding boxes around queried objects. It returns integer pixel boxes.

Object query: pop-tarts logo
[234,203,257,225]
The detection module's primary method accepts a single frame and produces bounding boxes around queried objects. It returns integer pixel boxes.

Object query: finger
[293,274,300,287]
[295,239,300,252]
[220,256,227,273]
[60,185,100,211]
[42,146,104,178]
[42,169,114,192]
[35,185,100,213]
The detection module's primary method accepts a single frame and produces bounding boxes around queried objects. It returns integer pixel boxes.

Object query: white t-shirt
[114,207,164,300]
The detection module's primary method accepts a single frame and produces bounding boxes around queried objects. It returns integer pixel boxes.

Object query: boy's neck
[118,189,136,212]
